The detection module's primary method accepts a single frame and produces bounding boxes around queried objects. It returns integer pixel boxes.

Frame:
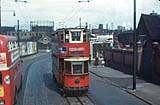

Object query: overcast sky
[2,0,160,29]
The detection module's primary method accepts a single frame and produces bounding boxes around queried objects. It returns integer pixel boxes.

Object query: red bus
[52,28,90,95]
[0,35,22,105]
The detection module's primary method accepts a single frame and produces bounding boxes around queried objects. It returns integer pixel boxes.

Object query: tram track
[66,95,95,105]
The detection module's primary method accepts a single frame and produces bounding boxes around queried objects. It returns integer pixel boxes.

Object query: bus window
[72,62,83,74]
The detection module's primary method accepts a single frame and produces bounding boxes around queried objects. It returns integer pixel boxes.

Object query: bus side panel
[17,60,22,90]
[0,71,12,105]
[10,60,22,105]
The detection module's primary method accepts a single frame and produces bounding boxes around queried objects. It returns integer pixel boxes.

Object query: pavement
[90,64,160,105]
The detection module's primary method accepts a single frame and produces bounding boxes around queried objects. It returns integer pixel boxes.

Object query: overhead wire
[62,1,90,27]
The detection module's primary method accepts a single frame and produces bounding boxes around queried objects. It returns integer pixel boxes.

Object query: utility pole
[17,20,20,47]
[133,0,137,90]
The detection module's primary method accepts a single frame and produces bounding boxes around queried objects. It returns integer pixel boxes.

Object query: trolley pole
[133,0,137,90]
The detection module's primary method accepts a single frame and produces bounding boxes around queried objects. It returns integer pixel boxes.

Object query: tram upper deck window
[71,31,81,41]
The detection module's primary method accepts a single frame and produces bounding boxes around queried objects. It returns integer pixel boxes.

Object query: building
[1,26,15,35]
[137,13,160,79]
[30,21,54,37]
[92,24,108,35]
[117,31,133,48]
[7,31,45,41]
[90,34,113,60]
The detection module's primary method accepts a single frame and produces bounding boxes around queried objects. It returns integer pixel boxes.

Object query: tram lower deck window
[84,61,88,73]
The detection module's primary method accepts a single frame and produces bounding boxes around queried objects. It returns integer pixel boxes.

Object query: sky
[2,0,160,30]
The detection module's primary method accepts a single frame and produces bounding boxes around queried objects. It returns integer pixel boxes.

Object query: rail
[66,96,95,105]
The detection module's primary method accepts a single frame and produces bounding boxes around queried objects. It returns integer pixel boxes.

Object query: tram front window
[72,62,82,74]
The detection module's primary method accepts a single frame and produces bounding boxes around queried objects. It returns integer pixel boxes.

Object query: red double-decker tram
[52,28,90,95]
[0,35,22,105]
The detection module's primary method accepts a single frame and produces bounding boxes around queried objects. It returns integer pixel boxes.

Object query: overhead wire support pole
[133,0,137,90]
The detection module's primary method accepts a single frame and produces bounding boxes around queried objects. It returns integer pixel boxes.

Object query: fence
[104,45,143,75]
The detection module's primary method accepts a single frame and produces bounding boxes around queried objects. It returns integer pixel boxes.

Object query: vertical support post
[133,0,137,90]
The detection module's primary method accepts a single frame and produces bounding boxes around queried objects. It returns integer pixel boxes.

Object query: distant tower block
[99,24,103,30]
[106,23,108,30]
[111,22,114,30]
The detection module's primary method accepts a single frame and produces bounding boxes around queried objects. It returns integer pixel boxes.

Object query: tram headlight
[4,75,10,85]
[75,79,80,84]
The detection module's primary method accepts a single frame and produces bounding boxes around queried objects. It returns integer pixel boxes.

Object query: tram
[52,28,90,95]
[0,35,22,105]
